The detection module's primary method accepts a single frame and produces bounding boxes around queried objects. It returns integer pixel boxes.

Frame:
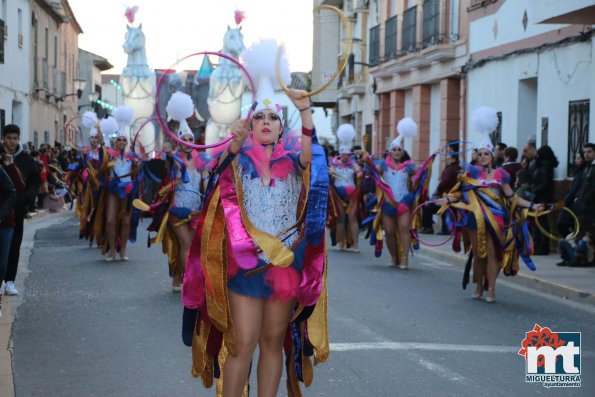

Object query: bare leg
[257,298,295,397]
[173,223,194,272]
[398,210,411,268]
[347,212,360,251]
[485,235,501,302]
[119,201,132,258]
[469,230,486,298]
[382,213,397,265]
[223,292,263,397]
[172,223,194,290]
[105,193,119,258]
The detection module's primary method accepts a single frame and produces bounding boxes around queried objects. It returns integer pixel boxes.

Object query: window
[567,100,590,177]
[53,36,57,67]
[34,131,39,148]
[0,19,4,64]
[491,112,502,147]
[385,15,397,60]
[422,0,440,48]
[44,28,48,60]
[33,14,38,86]
[402,5,417,54]
[44,130,50,144]
[369,24,381,66]
[17,8,22,48]
[0,109,5,132]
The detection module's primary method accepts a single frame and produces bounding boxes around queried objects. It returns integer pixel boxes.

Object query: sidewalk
[0,210,72,397]
[416,233,595,306]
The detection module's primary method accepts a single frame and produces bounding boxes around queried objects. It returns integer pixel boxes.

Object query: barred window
[567,100,590,177]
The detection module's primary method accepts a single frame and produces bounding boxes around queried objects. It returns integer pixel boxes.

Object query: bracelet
[298,105,311,112]
[302,126,313,137]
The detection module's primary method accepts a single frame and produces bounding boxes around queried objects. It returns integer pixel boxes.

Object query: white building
[0,0,31,135]
[467,0,595,180]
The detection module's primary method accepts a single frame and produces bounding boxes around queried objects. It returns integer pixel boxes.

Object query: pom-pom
[471,106,499,135]
[337,123,356,143]
[100,117,118,136]
[113,106,135,126]
[81,112,98,129]
[166,92,194,122]
[241,39,291,91]
[234,9,246,26]
[397,117,418,139]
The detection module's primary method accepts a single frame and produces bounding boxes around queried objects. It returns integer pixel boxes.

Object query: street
[11,215,595,397]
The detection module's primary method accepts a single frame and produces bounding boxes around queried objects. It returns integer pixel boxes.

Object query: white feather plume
[337,123,356,143]
[165,92,194,122]
[241,38,291,91]
[471,106,499,135]
[396,117,418,138]
[100,117,118,136]
[81,111,98,129]
[113,106,135,127]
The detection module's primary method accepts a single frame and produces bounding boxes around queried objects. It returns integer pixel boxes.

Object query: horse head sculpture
[222,26,246,58]
[122,24,151,78]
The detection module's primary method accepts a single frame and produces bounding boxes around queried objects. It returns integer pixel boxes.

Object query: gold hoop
[275,5,353,98]
[533,205,580,241]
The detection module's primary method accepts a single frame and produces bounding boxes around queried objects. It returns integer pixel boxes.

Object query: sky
[67,0,314,74]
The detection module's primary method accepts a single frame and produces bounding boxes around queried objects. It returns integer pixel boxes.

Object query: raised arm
[287,89,313,169]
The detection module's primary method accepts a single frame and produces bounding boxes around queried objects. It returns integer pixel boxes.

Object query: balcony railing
[401,6,417,54]
[422,0,440,48]
[384,15,398,61]
[369,24,381,67]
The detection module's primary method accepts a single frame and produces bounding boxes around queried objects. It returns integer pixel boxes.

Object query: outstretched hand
[287,89,310,110]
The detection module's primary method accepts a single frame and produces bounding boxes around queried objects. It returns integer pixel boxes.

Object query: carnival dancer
[435,107,544,303]
[103,107,140,262]
[135,92,211,292]
[181,39,329,397]
[72,112,109,243]
[366,118,419,268]
[328,123,362,252]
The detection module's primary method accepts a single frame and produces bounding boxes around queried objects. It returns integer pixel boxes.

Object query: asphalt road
[12,217,595,396]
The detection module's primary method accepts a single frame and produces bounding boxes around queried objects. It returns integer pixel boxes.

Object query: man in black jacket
[2,124,41,296]
[575,143,595,234]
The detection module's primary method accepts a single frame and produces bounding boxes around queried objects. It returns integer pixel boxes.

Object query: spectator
[57,149,69,171]
[531,145,559,255]
[1,124,41,296]
[494,142,507,167]
[523,138,537,173]
[421,145,461,234]
[470,148,479,165]
[557,151,587,237]
[574,143,595,234]
[515,168,534,202]
[557,228,594,267]
[502,147,521,188]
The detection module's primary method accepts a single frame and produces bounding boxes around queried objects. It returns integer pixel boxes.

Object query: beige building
[30,0,82,147]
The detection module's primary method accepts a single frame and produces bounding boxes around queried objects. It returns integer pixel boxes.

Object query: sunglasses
[253,113,280,122]
[116,138,127,142]
[477,151,491,157]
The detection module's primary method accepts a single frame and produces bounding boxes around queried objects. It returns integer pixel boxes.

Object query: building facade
[467,0,595,180]
[0,0,31,135]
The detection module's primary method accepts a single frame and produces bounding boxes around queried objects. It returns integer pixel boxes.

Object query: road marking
[330,342,518,353]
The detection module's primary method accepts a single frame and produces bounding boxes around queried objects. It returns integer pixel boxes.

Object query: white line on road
[330,341,518,353]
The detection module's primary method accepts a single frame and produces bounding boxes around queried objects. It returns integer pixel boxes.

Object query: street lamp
[56,78,88,102]
[78,91,100,111]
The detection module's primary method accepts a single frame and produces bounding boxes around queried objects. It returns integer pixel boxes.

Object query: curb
[0,211,72,397]
[419,246,595,307]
